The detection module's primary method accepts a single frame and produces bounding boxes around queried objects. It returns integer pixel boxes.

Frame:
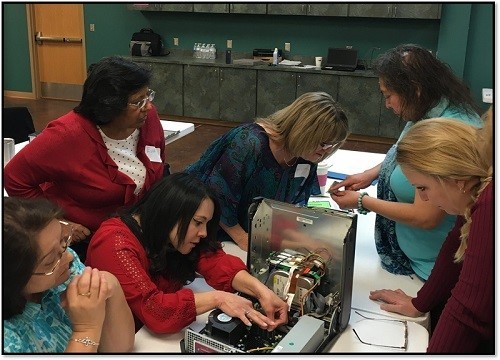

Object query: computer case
[183,198,357,353]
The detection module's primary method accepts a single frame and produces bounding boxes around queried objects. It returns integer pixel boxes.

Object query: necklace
[284,156,298,167]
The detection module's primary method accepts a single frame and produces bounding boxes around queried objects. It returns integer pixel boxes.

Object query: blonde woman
[186,92,349,251]
[369,108,493,353]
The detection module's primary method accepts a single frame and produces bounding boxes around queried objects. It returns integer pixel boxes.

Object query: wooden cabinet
[307,4,348,17]
[229,3,267,14]
[256,71,297,117]
[337,76,380,137]
[296,73,339,99]
[219,68,257,123]
[267,4,307,15]
[348,3,441,19]
[134,61,183,116]
[392,4,441,19]
[184,65,220,120]
[267,3,348,16]
[193,3,229,13]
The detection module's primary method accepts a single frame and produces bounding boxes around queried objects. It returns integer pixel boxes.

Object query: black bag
[130,28,165,56]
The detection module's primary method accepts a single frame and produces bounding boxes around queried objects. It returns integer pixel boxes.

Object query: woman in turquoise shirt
[3,197,134,353]
[330,44,481,280]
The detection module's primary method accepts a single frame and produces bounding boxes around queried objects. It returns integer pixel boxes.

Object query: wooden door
[31,4,86,100]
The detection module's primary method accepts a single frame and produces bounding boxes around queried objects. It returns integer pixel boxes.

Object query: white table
[134,149,430,353]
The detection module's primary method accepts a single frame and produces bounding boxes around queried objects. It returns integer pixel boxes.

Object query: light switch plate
[173,37,179,46]
[227,39,232,49]
[285,42,291,52]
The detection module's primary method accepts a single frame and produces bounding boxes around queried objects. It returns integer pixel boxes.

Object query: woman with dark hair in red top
[4,56,165,261]
[369,108,493,353]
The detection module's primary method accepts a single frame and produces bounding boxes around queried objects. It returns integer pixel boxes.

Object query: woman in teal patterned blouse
[3,197,134,353]
[186,92,349,251]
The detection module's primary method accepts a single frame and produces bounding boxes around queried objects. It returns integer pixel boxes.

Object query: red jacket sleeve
[197,249,247,292]
[86,218,197,334]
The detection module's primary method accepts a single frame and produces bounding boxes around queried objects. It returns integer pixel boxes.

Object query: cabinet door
[184,65,220,120]
[307,4,348,17]
[296,73,339,100]
[267,4,307,15]
[379,99,404,139]
[134,61,183,116]
[337,76,380,137]
[230,3,267,14]
[219,68,257,123]
[393,4,441,19]
[348,4,393,18]
[193,3,229,13]
[159,4,193,12]
[256,71,296,117]
[127,4,163,11]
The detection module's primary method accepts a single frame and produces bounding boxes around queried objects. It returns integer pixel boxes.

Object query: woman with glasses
[4,56,165,261]
[329,44,482,281]
[3,197,134,353]
[186,92,349,251]
[86,173,288,334]
[369,109,493,353]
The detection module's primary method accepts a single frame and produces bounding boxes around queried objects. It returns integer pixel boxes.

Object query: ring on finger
[78,291,91,297]
[244,310,250,316]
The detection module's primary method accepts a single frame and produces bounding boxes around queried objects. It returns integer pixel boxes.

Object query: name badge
[145,145,162,163]
[294,164,310,178]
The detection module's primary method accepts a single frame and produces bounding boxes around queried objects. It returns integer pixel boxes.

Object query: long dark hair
[119,173,221,284]
[372,44,480,121]
[74,56,151,125]
[3,197,64,319]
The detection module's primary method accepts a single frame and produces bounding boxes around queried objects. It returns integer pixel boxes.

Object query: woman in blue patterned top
[330,44,482,281]
[3,197,134,353]
[186,92,349,251]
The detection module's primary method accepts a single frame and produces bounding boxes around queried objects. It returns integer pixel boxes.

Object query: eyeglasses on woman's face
[128,89,155,110]
[319,142,335,150]
[32,221,73,276]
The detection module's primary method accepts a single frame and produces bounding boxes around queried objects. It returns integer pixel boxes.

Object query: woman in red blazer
[4,56,165,260]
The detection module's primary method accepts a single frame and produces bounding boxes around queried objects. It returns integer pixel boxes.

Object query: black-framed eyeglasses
[128,89,155,110]
[352,311,408,350]
[32,221,73,276]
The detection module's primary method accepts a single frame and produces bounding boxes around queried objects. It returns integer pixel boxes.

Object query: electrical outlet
[284,42,291,52]
[89,24,95,32]
[346,45,352,49]
[482,88,493,103]
[227,39,232,49]
[173,37,179,46]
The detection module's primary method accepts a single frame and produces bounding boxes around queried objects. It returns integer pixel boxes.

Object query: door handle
[35,31,82,45]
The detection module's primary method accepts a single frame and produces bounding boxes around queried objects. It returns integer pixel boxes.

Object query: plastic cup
[315,56,323,68]
[317,162,330,195]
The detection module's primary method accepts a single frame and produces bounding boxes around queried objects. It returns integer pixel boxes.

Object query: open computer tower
[183,198,357,353]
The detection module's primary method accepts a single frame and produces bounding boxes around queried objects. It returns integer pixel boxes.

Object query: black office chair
[3,107,36,144]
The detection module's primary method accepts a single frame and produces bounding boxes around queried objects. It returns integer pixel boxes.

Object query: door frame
[26,3,87,100]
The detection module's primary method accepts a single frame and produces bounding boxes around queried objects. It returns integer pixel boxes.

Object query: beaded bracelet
[357,192,370,215]
[72,337,100,347]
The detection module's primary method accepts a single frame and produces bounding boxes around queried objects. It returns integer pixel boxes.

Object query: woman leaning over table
[3,197,134,353]
[4,56,165,261]
[329,44,482,280]
[85,173,288,334]
[186,91,349,251]
[370,109,493,353]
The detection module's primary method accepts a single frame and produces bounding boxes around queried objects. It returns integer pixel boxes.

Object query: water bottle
[193,43,198,58]
[209,44,216,60]
[272,47,278,66]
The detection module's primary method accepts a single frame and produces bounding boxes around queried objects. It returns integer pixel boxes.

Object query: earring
[459,187,466,194]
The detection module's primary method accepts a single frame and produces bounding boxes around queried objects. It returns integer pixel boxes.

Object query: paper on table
[279,59,302,66]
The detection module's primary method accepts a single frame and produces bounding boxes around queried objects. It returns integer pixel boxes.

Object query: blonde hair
[256,92,349,162]
[396,107,493,262]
